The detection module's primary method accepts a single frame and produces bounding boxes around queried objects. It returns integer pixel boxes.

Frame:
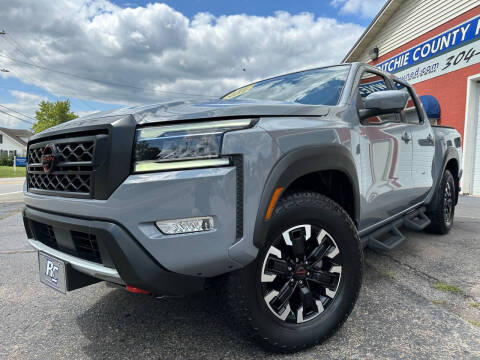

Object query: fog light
[156,216,214,235]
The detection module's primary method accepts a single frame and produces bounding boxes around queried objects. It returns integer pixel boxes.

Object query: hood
[85,99,330,124]
[33,99,331,138]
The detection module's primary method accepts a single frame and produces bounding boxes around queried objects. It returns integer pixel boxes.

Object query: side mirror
[359,90,409,120]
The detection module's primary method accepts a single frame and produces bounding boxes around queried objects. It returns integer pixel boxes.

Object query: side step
[366,219,406,252]
[363,207,432,251]
[404,207,431,231]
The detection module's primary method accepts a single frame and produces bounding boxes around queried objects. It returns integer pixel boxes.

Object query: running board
[404,207,431,231]
[362,207,432,251]
[366,219,406,252]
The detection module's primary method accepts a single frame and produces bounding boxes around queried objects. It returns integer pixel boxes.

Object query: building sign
[376,15,480,84]
[15,157,27,167]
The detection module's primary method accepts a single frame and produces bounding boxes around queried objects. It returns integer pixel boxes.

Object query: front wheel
[426,170,456,234]
[222,192,363,352]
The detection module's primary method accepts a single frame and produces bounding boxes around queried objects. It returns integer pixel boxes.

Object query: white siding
[0,131,27,157]
[356,0,480,63]
[472,82,480,195]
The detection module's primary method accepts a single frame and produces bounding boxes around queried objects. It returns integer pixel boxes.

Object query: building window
[0,134,2,144]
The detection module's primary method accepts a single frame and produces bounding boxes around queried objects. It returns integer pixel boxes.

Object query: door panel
[410,121,435,201]
[395,81,435,202]
[356,71,416,230]
[358,122,415,229]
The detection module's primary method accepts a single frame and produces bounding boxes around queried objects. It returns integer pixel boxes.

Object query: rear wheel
[426,170,455,234]
[222,192,363,352]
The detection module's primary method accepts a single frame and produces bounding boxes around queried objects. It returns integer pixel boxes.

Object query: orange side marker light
[265,187,283,220]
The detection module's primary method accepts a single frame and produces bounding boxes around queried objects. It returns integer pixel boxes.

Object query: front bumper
[23,207,206,296]
[24,166,243,277]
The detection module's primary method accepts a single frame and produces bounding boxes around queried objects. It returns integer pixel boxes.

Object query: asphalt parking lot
[1,184,479,359]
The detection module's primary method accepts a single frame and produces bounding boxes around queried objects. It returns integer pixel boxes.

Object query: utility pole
[1,31,8,73]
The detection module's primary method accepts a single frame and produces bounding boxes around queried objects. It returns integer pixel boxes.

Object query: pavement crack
[372,251,441,283]
[368,251,479,303]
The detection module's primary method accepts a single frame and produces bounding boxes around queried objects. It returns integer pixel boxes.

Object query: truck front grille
[27,135,99,198]
[29,141,95,164]
[28,173,92,194]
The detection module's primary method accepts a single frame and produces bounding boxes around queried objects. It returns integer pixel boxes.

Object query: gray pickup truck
[23,62,462,352]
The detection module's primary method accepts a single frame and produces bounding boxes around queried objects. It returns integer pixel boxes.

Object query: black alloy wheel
[260,224,342,323]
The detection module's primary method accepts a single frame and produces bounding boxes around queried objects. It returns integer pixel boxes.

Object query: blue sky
[0,0,385,130]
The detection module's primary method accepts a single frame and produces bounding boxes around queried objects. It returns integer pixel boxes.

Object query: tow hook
[125,284,151,294]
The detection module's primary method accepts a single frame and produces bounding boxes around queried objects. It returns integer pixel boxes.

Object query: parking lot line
[0,180,25,185]
[0,191,23,196]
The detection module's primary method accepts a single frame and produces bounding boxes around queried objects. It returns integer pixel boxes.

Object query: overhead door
[473,82,480,195]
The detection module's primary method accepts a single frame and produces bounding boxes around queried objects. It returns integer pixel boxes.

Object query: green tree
[32,100,78,134]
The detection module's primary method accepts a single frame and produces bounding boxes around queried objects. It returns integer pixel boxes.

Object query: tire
[426,170,455,235]
[221,192,363,352]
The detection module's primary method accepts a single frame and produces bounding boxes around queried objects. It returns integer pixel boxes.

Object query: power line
[69,96,96,111]
[0,85,51,94]
[0,85,95,118]
[0,53,220,98]
[0,104,36,121]
[2,33,98,112]
[2,34,32,63]
[75,98,96,111]
[1,31,60,105]
[0,109,34,125]
[9,34,99,111]
[0,82,96,112]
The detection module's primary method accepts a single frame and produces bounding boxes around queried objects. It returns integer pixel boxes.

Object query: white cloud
[331,0,387,18]
[0,91,46,129]
[1,1,364,109]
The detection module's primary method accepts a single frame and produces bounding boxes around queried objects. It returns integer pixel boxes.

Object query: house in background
[0,127,33,157]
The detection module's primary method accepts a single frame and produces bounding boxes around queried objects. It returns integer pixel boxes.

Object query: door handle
[401,132,411,143]
[418,133,435,146]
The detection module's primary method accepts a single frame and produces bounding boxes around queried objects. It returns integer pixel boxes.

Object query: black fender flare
[252,144,360,249]
[427,146,460,208]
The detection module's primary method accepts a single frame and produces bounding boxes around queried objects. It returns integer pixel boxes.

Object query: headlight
[133,119,253,173]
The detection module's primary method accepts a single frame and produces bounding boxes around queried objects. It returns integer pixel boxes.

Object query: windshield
[222,65,350,106]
